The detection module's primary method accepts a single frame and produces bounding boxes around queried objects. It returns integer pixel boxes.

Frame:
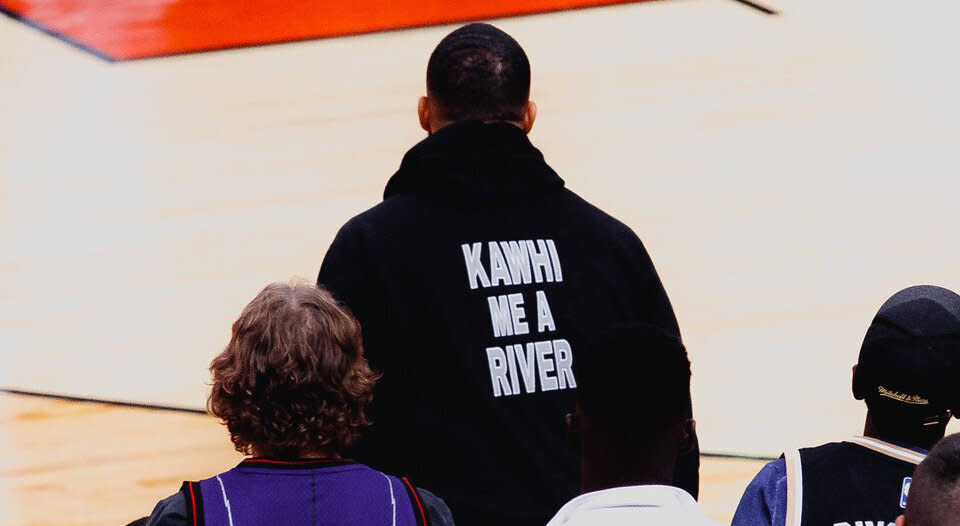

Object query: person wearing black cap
[732,285,960,526]
[317,22,696,526]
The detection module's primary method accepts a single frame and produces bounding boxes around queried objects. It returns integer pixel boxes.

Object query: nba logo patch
[900,477,912,509]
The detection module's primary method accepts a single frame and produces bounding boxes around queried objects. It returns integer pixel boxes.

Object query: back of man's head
[426,23,531,122]
[899,433,960,526]
[572,323,692,492]
[576,323,691,446]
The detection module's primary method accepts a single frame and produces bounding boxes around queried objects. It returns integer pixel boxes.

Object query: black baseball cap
[853,285,960,426]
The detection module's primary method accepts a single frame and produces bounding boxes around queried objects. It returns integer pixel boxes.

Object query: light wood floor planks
[0,393,761,525]
[0,394,243,526]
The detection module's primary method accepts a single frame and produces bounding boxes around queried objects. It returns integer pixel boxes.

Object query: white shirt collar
[546,485,716,526]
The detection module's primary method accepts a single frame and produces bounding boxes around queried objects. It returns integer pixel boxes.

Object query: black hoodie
[318,121,684,526]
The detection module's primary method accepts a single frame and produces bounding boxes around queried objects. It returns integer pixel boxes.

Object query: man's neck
[581,469,675,494]
[863,413,944,451]
[580,436,677,494]
[430,119,525,134]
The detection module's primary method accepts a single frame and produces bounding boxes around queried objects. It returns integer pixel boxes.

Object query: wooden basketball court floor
[2,0,960,523]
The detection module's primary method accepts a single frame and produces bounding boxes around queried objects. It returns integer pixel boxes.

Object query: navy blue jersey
[734,437,925,526]
[785,437,922,526]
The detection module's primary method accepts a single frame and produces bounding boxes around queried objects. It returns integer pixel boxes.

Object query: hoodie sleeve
[317,219,392,467]
[318,221,377,331]
[629,235,681,338]
[317,218,392,369]
[623,230,698,495]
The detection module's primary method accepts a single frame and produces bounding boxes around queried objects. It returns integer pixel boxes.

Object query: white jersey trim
[846,436,926,465]
[215,475,235,526]
[784,449,803,526]
[381,472,397,526]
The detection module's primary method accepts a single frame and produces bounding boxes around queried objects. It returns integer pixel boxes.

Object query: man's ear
[418,96,432,134]
[852,363,866,400]
[522,101,537,134]
[895,514,906,526]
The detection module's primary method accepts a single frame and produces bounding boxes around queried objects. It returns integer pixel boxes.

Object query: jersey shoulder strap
[783,448,804,526]
[399,476,430,526]
[179,481,205,526]
[845,436,925,465]
[790,439,923,526]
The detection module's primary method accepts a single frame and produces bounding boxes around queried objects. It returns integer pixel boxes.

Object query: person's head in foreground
[208,281,377,459]
[897,433,960,526]
[546,323,710,526]
[131,282,456,526]
[418,22,536,134]
[853,285,960,450]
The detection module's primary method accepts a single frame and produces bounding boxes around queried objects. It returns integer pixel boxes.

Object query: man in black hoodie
[317,23,696,526]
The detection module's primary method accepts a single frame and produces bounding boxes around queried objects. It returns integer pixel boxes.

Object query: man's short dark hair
[905,433,960,526]
[426,23,531,122]
[575,323,691,426]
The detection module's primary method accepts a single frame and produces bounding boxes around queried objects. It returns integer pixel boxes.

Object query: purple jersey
[181,459,428,526]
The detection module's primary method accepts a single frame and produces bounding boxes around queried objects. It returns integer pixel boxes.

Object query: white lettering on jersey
[500,240,532,284]
[460,239,562,290]
[512,343,538,394]
[535,341,559,392]
[508,293,529,335]
[462,243,490,290]
[484,339,575,396]
[486,347,511,397]
[554,339,576,389]
[526,239,554,283]
[536,290,556,333]
[488,241,513,287]
[466,239,575,398]
[546,239,563,282]
[487,295,514,338]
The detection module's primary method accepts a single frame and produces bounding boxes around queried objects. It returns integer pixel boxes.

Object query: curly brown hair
[208,282,378,457]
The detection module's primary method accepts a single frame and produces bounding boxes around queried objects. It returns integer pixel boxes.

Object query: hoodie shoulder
[335,193,430,237]
[556,188,644,243]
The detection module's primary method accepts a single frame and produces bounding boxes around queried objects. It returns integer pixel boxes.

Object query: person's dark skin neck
[863,412,946,452]
[852,364,946,451]
[417,94,537,135]
[575,409,692,494]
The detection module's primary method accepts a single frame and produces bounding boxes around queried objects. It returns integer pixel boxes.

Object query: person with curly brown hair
[133,282,455,526]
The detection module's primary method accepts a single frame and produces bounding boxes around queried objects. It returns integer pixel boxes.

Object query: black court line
[730,0,779,15]
[0,388,206,414]
[2,388,776,461]
[0,6,117,62]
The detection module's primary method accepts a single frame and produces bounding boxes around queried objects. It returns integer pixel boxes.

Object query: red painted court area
[0,0,653,60]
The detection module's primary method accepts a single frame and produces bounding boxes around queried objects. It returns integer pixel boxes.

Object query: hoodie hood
[384,120,565,203]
